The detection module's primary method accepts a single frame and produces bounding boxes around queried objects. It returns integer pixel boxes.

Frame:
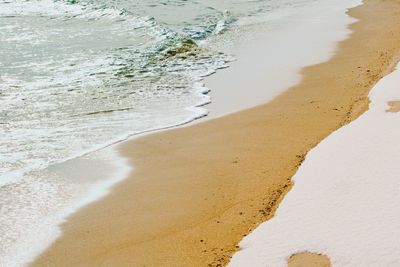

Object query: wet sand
[30,0,400,266]
[288,253,331,267]
[387,100,400,112]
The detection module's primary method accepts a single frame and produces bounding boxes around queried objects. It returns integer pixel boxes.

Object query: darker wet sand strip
[31,0,400,266]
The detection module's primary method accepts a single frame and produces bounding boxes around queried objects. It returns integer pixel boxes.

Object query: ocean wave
[0,0,234,187]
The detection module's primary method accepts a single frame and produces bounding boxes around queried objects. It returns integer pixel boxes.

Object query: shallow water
[0,0,315,187]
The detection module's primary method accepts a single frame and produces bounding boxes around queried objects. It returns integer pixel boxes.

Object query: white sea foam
[229,65,400,266]
[0,0,84,16]
[0,147,131,267]
[0,0,231,188]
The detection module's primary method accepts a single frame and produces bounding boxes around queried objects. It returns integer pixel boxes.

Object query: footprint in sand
[288,252,331,267]
[386,100,400,112]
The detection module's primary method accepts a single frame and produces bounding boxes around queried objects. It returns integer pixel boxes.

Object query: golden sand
[31,0,400,266]
[387,100,400,112]
[288,252,331,267]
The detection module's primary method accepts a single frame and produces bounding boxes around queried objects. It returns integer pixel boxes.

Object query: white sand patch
[229,64,400,267]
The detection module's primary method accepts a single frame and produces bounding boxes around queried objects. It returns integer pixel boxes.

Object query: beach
[28,0,400,266]
[230,52,400,267]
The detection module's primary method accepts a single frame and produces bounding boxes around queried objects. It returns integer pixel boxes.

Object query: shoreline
[230,60,400,267]
[29,0,400,266]
[1,1,360,265]
[205,0,360,118]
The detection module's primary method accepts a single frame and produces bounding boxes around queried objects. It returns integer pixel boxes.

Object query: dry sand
[30,0,400,266]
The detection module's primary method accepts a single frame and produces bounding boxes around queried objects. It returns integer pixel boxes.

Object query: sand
[229,61,400,267]
[205,0,360,119]
[386,100,400,112]
[288,253,331,267]
[30,0,400,266]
